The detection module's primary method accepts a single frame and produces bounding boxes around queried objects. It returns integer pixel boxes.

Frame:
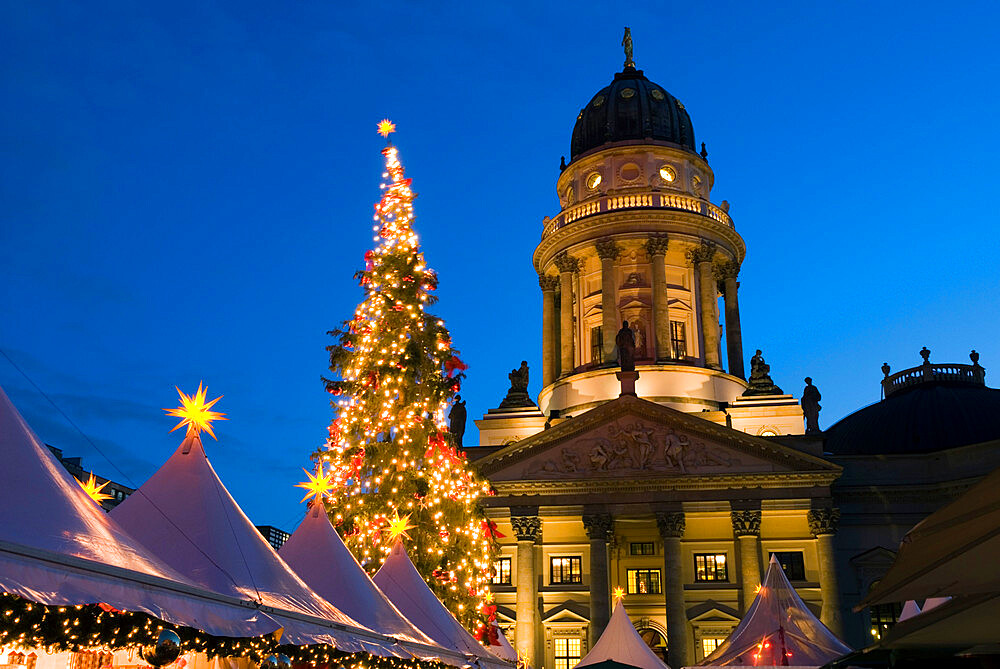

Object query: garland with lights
[0,593,454,669]
[313,120,499,640]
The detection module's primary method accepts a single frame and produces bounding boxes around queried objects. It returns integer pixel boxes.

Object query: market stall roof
[373,540,509,667]
[279,501,435,646]
[861,464,1000,607]
[700,556,851,667]
[109,430,405,654]
[486,624,517,663]
[575,600,670,669]
[0,385,282,638]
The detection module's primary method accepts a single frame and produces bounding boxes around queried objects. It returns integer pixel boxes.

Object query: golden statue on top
[622,27,634,68]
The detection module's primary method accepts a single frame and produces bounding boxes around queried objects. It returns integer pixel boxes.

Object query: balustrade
[543,192,733,237]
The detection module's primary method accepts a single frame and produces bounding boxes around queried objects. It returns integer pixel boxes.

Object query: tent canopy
[575,600,669,669]
[486,624,517,663]
[279,501,435,645]
[700,556,851,667]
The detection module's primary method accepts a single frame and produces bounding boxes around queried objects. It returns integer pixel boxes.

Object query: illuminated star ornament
[78,472,112,505]
[297,463,335,503]
[383,512,415,542]
[612,586,626,602]
[164,382,227,439]
[377,118,396,138]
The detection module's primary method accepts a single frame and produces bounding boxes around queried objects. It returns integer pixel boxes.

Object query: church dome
[824,351,1000,455]
[570,66,696,161]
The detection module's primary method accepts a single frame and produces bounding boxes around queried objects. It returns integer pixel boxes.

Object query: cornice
[533,210,745,273]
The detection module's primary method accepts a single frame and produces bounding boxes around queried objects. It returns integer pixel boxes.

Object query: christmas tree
[314,120,501,639]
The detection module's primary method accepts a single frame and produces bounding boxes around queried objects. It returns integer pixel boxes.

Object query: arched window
[639,627,668,663]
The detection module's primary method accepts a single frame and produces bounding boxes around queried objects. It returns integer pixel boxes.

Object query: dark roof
[570,66,696,161]
[824,383,1000,455]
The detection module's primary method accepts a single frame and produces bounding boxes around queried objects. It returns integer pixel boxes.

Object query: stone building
[467,40,1000,669]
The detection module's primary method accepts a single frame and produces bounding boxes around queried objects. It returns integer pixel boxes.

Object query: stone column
[808,508,844,637]
[511,515,542,667]
[539,274,560,387]
[582,513,614,646]
[595,239,621,363]
[731,508,762,613]
[554,252,579,376]
[645,235,671,361]
[716,260,745,379]
[688,242,721,369]
[656,511,689,669]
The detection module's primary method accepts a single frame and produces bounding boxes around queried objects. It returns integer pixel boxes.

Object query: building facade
[468,42,1000,669]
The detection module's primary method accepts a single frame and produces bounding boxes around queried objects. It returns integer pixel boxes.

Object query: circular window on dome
[586,172,602,190]
[650,89,665,101]
[619,163,641,182]
[592,95,605,108]
[659,165,676,183]
[620,87,636,99]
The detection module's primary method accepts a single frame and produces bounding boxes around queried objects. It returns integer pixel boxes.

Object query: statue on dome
[622,27,634,69]
[616,320,637,372]
[742,349,784,396]
[448,395,467,448]
[497,361,537,410]
[801,377,822,434]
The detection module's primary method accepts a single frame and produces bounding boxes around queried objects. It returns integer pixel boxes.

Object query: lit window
[702,637,725,658]
[627,569,661,594]
[591,326,603,364]
[770,552,806,581]
[492,558,511,585]
[554,637,582,669]
[586,172,602,190]
[659,165,676,183]
[630,542,655,556]
[550,557,582,584]
[670,321,687,359]
[694,554,728,582]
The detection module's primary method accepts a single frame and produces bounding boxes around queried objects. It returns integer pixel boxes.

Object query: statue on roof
[497,361,538,410]
[801,377,822,434]
[622,27,634,69]
[742,349,784,396]
[616,320,637,372]
[448,395,467,448]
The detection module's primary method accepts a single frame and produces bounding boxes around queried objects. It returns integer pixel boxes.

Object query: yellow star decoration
[382,512,415,542]
[377,118,396,138]
[296,463,335,503]
[483,590,495,604]
[78,472,112,504]
[612,586,626,602]
[164,382,226,440]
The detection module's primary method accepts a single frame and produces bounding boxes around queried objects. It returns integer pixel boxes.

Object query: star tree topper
[164,382,226,439]
[377,119,396,138]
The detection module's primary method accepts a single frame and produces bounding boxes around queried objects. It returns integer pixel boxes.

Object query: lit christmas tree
[313,120,501,639]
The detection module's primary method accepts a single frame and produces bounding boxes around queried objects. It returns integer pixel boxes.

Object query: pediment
[477,396,839,483]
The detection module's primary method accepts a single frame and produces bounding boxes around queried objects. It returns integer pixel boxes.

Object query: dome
[570,66,696,161]
[824,360,1000,455]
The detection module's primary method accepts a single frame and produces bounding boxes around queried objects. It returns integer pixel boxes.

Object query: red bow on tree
[445,355,468,377]
[481,519,506,540]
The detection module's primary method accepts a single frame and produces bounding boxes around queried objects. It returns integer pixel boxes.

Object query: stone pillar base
[616,371,639,396]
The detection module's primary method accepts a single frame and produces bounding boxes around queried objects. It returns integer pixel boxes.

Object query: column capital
[655,511,686,538]
[686,240,716,266]
[582,513,614,541]
[807,507,841,537]
[731,509,762,537]
[511,515,542,542]
[595,238,621,260]
[554,251,580,274]
[714,258,741,281]
[644,234,670,257]
[538,273,560,291]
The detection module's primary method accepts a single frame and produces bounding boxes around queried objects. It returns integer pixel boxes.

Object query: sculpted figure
[743,348,784,396]
[448,395,467,448]
[616,320,637,372]
[509,361,529,392]
[622,27,634,67]
[801,377,822,434]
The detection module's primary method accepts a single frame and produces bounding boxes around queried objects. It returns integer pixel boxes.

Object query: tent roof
[487,625,517,663]
[0,386,284,637]
[861,465,1000,607]
[575,600,670,669]
[700,556,851,667]
[279,502,435,646]
[373,540,505,666]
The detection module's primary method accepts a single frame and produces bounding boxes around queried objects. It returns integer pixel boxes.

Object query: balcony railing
[881,350,986,398]
[542,192,733,238]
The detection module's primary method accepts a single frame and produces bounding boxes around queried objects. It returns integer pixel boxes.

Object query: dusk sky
[3,2,999,531]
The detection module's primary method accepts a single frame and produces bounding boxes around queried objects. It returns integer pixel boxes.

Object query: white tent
[373,540,510,668]
[109,430,409,655]
[279,501,435,645]
[0,385,286,638]
[486,624,517,663]
[575,600,670,669]
[699,556,851,667]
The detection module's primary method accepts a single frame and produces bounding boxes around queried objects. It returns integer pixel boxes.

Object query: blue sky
[3,1,999,530]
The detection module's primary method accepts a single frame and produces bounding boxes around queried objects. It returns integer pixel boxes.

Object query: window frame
[629,542,655,556]
[626,568,662,594]
[492,557,512,585]
[769,551,806,581]
[549,556,583,585]
[590,325,603,364]
[670,320,687,359]
[553,637,582,669]
[693,553,729,582]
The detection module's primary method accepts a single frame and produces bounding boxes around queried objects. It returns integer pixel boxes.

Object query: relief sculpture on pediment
[536,419,740,477]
